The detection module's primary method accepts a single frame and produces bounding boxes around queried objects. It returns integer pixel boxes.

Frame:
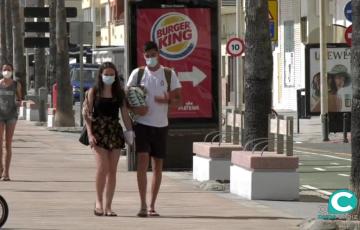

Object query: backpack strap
[164,67,172,92]
[137,67,145,86]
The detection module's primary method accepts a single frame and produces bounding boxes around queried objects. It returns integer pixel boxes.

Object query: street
[295,145,351,197]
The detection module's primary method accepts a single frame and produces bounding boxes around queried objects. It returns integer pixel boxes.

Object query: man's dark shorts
[134,123,168,159]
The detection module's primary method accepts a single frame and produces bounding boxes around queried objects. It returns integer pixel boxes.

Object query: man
[127,41,182,217]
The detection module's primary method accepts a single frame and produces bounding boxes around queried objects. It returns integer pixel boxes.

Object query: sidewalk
[1,120,302,230]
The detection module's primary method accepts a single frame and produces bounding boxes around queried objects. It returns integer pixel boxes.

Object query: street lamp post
[236,0,244,110]
[91,0,96,63]
[320,0,329,141]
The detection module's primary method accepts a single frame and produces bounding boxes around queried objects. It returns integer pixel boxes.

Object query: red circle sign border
[226,37,245,57]
[345,25,352,47]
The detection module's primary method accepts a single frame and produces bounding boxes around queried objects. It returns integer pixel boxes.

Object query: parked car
[70,63,99,103]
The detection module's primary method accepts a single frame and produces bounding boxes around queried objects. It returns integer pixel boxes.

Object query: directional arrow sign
[178,66,206,87]
[344,1,352,22]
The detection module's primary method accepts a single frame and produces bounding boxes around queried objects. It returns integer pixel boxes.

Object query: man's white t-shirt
[127,65,182,127]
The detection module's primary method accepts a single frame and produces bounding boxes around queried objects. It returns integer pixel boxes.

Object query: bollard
[343,113,349,143]
[38,87,48,122]
[322,113,329,141]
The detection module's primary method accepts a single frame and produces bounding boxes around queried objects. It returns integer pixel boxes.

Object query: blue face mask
[145,57,158,68]
[102,75,115,85]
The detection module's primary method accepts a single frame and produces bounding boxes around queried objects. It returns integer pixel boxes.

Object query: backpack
[137,66,172,92]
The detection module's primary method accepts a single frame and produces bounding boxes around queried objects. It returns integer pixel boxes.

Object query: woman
[0,63,22,181]
[83,62,133,216]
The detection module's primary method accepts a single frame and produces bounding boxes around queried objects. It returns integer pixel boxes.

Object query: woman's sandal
[104,211,117,217]
[1,176,10,181]
[94,207,104,216]
[148,210,160,217]
[137,208,148,217]
[94,203,103,216]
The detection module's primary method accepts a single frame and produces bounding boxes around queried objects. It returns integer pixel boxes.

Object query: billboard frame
[305,43,351,133]
[125,0,220,129]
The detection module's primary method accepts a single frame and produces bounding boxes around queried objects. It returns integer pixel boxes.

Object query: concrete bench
[18,101,27,120]
[47,108,56,127]
[193,142,242,182]
[230,150,299,200]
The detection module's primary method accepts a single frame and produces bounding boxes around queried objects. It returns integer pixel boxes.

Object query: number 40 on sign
[226,37,245,57]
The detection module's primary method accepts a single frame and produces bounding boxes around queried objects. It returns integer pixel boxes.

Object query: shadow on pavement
[116,215,303,220]
[298,194,328,203]
[3,229,58,230]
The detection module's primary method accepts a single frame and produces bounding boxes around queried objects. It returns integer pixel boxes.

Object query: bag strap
[137,67,145,86]
[164,67,172,92]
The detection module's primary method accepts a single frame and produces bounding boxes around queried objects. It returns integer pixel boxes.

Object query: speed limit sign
[226,37,245,57]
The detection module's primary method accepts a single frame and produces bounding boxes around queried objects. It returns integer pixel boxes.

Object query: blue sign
[269,20,275,40]
[344,1,352,22]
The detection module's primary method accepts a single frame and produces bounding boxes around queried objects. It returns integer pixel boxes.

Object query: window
[83,8,91,22]
[71,69,97,83]
[100,5,107,28]
[284,21,294,52]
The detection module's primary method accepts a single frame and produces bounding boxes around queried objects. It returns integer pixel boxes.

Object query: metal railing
[204,107,295,156]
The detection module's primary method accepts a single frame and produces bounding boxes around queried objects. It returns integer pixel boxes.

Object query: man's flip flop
[148,210,160,217]
[137,209,148,217]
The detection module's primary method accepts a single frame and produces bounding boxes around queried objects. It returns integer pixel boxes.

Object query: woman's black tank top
[93,97,120,119]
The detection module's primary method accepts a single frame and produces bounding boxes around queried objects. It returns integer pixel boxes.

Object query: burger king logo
[151,12,198,60]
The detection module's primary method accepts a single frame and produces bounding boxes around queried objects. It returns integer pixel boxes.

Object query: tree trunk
[12,0,26,97]
[351,0,360,219]
[0,1,7,65]
[49,0,56,96]
[34,0,46,94]
[55,0,75,127]
[5,0,13,65]
[243,0,273,150]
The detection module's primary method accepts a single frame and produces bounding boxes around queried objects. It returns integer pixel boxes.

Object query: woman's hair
[94,62,125,107]
[2,63,14,71]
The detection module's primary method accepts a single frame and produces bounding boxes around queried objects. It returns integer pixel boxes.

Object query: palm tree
[54,0,75,126]
[243,0,273,150]
[5,0,13,65]
[49,0,56,97]
[34,0,46,93]
[351,0,360,219]
[0,1,6,65]
[11,0,26,96]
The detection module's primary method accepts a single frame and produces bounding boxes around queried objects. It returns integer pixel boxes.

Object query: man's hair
[144,41,159,52]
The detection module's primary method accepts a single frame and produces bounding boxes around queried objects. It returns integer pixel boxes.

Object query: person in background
[0,63,22,181]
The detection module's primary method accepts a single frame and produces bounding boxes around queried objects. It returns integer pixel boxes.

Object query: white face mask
[102,75,115,85]
[145,57,158,68]
[2,71,12,79]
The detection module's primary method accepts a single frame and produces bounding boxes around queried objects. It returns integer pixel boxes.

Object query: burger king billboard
[152,12,198,61]
[136,8,215,119]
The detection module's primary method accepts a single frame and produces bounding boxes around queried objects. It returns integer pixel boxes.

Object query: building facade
[221,0,352,111]
[81,0,124,46]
